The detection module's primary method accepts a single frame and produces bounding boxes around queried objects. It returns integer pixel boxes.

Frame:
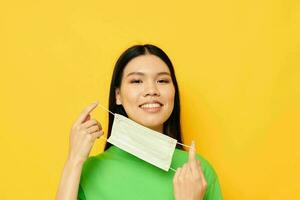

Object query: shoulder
[81,151,110,176]
[81,146,126,175]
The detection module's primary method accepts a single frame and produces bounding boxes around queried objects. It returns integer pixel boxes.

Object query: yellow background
[0,0,299,199]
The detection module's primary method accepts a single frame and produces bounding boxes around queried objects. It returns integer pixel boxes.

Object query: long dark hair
[104,44,183,150]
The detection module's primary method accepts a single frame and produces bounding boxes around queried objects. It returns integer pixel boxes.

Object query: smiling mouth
[139,103,163,113]
[139,103,163,108]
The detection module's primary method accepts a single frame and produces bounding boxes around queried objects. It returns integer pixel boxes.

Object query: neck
[149,125,163,133]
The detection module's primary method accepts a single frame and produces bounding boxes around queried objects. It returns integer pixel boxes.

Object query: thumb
[188,140,196,162]
[83,114,91,123]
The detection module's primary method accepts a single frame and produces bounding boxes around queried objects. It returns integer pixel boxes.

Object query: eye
[130,79,142,84]
[158,79,170,83]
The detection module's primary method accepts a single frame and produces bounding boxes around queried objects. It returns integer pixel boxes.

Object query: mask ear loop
[97,102,116,117]
[169,167,176,172]
[96,103,118,143]
[97,102,192,173]
[177,142,191,148]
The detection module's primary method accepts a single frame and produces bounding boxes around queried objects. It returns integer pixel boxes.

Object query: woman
[56,44,223,200]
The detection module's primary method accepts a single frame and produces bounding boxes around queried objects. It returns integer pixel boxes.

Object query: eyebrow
[126,71,171,77]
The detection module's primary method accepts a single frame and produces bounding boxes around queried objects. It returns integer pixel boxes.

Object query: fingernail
[192,140,195,148]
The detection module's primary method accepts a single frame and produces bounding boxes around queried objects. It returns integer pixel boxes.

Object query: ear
[115,88,122,105]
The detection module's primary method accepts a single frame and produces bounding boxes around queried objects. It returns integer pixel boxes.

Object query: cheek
[162,87,175,104]
[122,87,140,104]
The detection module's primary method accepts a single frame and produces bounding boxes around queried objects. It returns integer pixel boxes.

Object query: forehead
[123,54,170,76]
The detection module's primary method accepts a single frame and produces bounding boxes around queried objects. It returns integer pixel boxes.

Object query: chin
[142,121,161,128]
[141,121,163,131]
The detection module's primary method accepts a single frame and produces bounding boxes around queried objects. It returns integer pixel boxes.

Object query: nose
[143,80,160,97]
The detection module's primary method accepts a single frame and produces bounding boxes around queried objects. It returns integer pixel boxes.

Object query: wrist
[66,155,85,168]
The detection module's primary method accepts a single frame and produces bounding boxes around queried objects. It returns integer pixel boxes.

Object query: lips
[139,100,163,107]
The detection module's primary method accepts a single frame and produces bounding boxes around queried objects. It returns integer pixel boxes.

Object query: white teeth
[140,103,161,108]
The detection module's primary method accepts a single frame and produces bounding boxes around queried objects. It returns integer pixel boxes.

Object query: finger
[188,140,196,163]
[181,163,188,178]
[86,125,100,134]
[82,119,102,130]
[82,114,91,123]
[197,160,204,172]
[174,167,182,181]
[74,101,99,126]
[196,160,207,183]
[184,164,193,179]
[174,167,183,184]
[91,130,104,140]
[190,159,200,177]
[186,164,193,177]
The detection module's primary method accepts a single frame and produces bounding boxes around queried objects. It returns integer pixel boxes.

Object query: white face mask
[97,103,191,172]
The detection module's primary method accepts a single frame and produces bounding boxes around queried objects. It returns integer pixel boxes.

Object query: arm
[55,158,84,200]
[55,101,104,200]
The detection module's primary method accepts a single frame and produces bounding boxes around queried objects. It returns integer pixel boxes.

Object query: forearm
[56,158,84,200]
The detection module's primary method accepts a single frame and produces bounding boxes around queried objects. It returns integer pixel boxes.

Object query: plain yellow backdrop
[0,0,299,199]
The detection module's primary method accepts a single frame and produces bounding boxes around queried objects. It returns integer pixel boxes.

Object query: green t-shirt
[78,145,223,200]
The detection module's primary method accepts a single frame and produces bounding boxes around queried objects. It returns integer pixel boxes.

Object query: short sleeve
[77,184,86,200]
[204,176,223,200]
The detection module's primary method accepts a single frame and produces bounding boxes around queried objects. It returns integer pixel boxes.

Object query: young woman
[56,44,223,200]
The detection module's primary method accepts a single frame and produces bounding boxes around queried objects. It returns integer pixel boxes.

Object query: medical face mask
[97,103,191,172]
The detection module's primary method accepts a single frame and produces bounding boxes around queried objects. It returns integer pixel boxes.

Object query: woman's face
[115,54,175,133]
